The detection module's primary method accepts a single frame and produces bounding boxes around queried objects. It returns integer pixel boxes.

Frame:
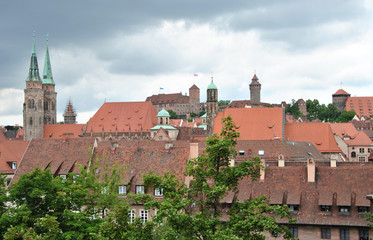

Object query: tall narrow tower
[63,99,77,124]
[206,77,218,136]
[189,84,200,114]
[42,40,57,124]
[249,74,261,104]
[23,35,44,140]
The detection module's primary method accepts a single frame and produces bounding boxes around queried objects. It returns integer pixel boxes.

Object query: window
[358,206,370,214]
[238,150,245,156]
[339,206,350,213]
[136,185,145,194]
[140,210,148,223]
[320,205,332,212]
[288,204,299,212]
[359,229,369,240]
[129,210,135,223]
[159,136,163,140]
[360,148,365,153]
[289,227,298,237]
[11,162,17,170]
[154,188,163,197]
[118,185,126,195]
[321,228,331,239]
[351,152,356,158]
[60,174,67,180]
[340,229,349,240]
[359,156,366,162]
[29,117,33,126]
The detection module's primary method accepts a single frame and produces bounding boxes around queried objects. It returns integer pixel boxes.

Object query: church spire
[42,35,54,84]
[26,32,42,82]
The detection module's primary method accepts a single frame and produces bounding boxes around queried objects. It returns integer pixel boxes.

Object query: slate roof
[86,102,158,133]
[146,93,189,104]
[0,140,29,174]
[213,108,284,140]
[44,124,85,138]
[345,96,373,117]
[285,122,341,153]
[229,161,373,227]
[12,138,96,183]
[198,140,325,161]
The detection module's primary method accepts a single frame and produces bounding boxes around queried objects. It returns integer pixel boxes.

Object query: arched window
[351,152,356,158]
[29,117,33,126]
[44,101,49,110]
[28,99,31,108]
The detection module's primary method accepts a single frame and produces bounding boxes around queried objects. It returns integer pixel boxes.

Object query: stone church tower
[249,74,261,104]
[23,37,57,140]
[189,84,200,114]
[63,100,77,124]
[206,77,218,136]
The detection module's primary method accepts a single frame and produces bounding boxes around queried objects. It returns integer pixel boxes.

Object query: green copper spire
[26,32,42,82]
[42,36,54,84]
[207,76,217,90]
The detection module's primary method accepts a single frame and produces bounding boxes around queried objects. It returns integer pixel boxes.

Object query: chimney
[307,158,315,182]
[185,142,199,187]
[330,158,337,167]
[260,159,265,181]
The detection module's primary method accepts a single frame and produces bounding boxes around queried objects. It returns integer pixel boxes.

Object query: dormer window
[288,204,299,212]
[11,162,17,170]
[238,150,245,156]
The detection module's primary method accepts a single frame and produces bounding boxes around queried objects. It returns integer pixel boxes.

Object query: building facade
[23,38,57,140]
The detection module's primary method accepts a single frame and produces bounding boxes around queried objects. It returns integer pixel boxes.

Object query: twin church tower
[23,37,57,140]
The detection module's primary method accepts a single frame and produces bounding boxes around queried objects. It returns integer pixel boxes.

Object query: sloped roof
[213,108,284,140]
[86,102,158,133]
[333,89,350,96]
[229,100,251,108]
[229,162,373,226]
[189,84,199,90]
[170,119,197,128]
[345,96,373,117]
[330,123,372,146]
[12,138,96,183]
[146,93,189,104]
[198,140,325,161]
[94,140,190,186]
[0,140,29,174]
[285,122,341,153]
[44,124,85,138]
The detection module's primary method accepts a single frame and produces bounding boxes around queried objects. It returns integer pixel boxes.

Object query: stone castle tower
[249,74,261,104]
[206,77,218,136]
[63,100,77,124]
[23,37,57,140]
[332,89,350,113]
[189,84,200,114]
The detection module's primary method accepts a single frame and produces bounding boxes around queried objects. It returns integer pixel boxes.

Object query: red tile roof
[86,102,158,133]
[333,89,350,96]
[146,93,189,104]
[44,124,85,138]
[285,122,341,153]
[330,123,372,146]
[345,97,373,117]
[213,108,284,140]
[0,140,29,174]
[189,84,199,90]
[12,138,96,183]
[252,74,259,81]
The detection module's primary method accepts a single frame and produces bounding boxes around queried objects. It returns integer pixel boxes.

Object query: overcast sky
[1,0,372,125]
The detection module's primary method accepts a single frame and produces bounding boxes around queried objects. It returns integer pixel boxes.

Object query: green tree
[134,116,295,239]
[199,110,206,117]
[167,110,178,119]
[218,100,231,106]
[336,110,356,123]
[285,99,302,118]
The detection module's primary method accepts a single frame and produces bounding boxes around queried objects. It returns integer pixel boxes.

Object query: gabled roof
[345,96,373,117]
[229,100,251,108]
[213,108,284,140]
[12,138,96,183]
[87,102,158,133]
[285,122,341,153]
[0,140,29,174]
[330,123,372,146]
[44,124,85,138]
[332,89,350,96]
[189,84,199,90]
[146,93,189,104]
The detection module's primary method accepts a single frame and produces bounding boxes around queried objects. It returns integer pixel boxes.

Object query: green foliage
[285,99,302,118]
[306,99,340,122]
[190,112,198,118]
[167,110,178,119]
[137,116,296,239]
[218,100,231,107]
[199,110,206,117]
[336,110,356,122]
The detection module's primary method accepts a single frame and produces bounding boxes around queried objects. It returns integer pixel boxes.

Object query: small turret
[250,74,261,104]
[63,99,77,124]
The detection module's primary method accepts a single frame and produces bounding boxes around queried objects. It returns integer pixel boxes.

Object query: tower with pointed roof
[249,74,261,104]
[63,99,77,124]
[23,35,57,140]
[206,77,218,136]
